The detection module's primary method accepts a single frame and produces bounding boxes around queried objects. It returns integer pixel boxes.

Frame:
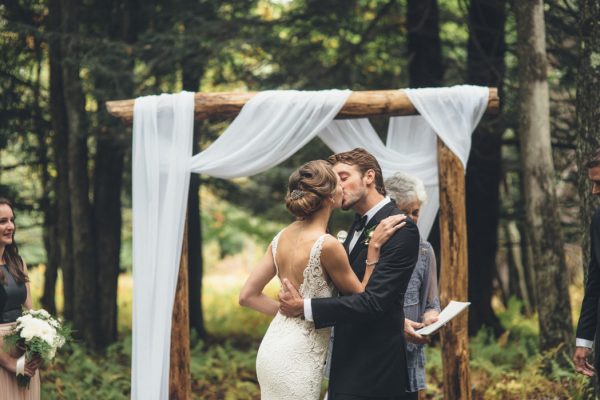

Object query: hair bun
[285,160,338,219]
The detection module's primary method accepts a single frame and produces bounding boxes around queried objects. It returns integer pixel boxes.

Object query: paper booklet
[415,300,471,336]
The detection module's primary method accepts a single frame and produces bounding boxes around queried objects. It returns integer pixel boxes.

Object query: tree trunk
[93,134,124,346]
[182,58,207,339]
[47,0,74,320]
[513,0,573,353]
[60,0,99,348]
[504,221,533,314]
[406,0,444,87]
[32,36,58,314]
[576,0,600,282]
[187,171,206,338]
[517,217,537,311]
[405,0,444,285]
[90,0,136,348]
[465,0,506,336]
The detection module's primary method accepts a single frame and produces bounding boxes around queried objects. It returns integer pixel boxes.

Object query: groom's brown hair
[585,148,600,169]
[327,148,386,196]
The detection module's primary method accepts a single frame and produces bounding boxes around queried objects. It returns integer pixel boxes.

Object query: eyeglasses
[401,209,420,219]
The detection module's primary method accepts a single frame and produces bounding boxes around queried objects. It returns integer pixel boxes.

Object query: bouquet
[3,309,71,387]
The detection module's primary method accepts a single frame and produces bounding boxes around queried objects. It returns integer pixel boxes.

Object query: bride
[239,160,405,399]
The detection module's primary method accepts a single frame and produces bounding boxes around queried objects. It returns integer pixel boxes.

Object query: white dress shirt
[576,338,594,348]
[303,197,392,321]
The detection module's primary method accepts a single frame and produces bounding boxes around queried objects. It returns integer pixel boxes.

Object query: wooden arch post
[108,88,499,400]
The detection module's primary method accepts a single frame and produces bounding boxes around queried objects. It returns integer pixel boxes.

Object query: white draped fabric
[130,86,488,399]
[320,85,489,236]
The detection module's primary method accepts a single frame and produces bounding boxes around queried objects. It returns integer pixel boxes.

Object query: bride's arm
[239,245,279,316]
[322,215,407,295]
[361,214,408,288]
[321,238,371,295]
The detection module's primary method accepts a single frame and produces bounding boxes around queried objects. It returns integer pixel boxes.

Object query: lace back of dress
[271,232,332,299]
[271,230,283,277]
[299,235,332,298]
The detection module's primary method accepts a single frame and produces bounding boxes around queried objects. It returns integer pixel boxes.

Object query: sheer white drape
[132,90,350,399]
[320,85,489,236]
[131,92,195,400]
[130,86,488,399]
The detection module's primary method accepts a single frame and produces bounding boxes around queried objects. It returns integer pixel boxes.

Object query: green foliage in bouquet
[4,310,71,363]
[3,309,71,387]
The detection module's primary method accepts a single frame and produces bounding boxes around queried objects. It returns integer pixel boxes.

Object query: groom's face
[333,162,369,211]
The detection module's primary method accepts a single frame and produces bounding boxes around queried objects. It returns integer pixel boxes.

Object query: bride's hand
[369,214,407,249]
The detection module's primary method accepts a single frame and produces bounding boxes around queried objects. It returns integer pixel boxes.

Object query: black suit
[312,201,420,399]
[576,207,600,374]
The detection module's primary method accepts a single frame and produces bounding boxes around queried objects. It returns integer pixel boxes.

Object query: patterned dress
[403,241,441,392]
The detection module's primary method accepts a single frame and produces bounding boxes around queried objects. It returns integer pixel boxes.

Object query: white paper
[415,300,471,336]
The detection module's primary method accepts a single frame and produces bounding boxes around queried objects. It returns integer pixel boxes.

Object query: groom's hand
[573,347,596,377]
[278,279,305,318]
[404,318,429,344]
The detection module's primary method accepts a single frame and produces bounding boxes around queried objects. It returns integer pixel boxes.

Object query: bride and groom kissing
[240,148,434,400]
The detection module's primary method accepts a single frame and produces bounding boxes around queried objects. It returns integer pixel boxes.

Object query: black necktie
[354,214,367,232]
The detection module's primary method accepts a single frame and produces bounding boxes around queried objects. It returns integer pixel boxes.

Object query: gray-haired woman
[385,172,441,400]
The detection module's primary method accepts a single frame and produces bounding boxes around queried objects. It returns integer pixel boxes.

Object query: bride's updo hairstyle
[285,160,338,219]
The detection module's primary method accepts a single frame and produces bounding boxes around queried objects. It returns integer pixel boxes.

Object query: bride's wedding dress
[256,232,335,399]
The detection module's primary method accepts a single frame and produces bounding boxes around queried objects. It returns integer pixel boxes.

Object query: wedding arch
[107,86,499,400]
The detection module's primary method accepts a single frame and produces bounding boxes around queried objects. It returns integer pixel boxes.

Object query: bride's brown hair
[285,160,338,219]
[0,198,28,285]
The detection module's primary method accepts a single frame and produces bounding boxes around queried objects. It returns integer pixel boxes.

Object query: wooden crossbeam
[106,88,499,121]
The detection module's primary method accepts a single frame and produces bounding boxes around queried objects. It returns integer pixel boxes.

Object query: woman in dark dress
[0,198,41,400]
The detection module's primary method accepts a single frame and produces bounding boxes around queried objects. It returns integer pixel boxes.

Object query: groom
[279,148,421,400]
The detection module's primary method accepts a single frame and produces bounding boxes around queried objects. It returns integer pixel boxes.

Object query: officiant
[385,173,441,400]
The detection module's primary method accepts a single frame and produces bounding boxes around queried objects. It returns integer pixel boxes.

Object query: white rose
[41,331,56,346]
[20,318,54,343]
[336,230,348,243]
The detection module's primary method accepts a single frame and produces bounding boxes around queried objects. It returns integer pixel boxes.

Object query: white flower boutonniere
[336,230,348,243]
[363,224,379,246]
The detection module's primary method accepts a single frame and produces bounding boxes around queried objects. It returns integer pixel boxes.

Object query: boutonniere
[363,224,379,246]
[336,230,348,243]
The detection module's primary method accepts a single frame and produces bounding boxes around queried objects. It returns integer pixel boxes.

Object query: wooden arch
[107,88,500,400]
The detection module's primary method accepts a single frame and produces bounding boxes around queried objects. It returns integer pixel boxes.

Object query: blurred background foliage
[1,0,599,397]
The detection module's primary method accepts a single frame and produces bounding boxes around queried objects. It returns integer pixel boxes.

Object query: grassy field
[23,259,596,400]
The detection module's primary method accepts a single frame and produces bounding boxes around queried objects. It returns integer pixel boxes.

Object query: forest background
[1,0,600,398]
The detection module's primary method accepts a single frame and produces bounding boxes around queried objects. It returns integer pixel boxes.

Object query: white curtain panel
[130,86,488,399]
[131,92,195,400]
[131,90,350,399]
[190,90,351,177]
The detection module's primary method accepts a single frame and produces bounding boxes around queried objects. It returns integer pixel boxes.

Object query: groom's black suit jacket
[312,201,420,399]
[576,207,600,375]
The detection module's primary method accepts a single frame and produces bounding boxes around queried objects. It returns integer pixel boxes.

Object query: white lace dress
[256,232,334,400]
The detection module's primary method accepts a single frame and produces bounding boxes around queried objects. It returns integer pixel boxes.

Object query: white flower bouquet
[3,309,71,387]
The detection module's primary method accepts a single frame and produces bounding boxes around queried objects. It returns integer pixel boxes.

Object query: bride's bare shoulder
[321,234,345,254]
